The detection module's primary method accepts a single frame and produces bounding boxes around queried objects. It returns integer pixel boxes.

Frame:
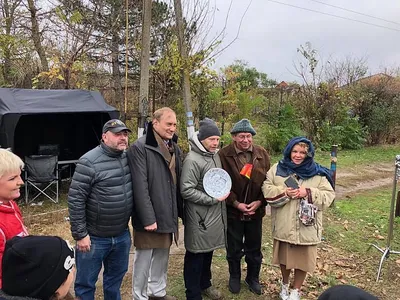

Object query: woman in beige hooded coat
[262,137,335,300]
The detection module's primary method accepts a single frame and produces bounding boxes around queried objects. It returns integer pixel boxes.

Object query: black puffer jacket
[68,142,133,240]
[127,123,182,233]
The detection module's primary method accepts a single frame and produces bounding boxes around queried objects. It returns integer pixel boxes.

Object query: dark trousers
[184,250,213,300]
[226,218,263,277]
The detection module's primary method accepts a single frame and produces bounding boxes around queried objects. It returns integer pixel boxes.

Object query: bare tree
[325,56,368,87]
[293,42,324,89]
[27,0,48,71]
[0,0,23,84]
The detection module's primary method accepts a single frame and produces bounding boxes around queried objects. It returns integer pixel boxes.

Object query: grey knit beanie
[230,119,256,136]
[198,118,221,141]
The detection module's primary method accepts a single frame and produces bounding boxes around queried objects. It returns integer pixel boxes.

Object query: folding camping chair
[37,144,69,183]
[38,144,60,156]
[24,155,59,203]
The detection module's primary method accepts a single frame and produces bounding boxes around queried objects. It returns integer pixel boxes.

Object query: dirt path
[335,177,393,199]
[334,162,394,199]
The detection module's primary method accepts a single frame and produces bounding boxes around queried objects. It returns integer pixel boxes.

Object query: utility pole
[220,78,226,148]
[138,0,152,137]
[173,0,195,139]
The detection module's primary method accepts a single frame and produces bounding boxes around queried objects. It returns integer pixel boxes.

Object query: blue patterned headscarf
[276,137,334,189]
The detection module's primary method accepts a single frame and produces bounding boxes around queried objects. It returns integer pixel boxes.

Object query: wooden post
[330,144,338,188]
[173,0,195,139]
[395,191,400,218]
[138,0,152,137]
[220,79,226,148]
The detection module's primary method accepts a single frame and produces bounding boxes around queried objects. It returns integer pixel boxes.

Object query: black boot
[228,260,241,294]
[245,263,262,295]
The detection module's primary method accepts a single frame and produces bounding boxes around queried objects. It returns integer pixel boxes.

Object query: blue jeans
[74,229,131,300]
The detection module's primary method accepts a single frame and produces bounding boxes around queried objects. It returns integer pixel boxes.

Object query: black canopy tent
[0,88,119,160]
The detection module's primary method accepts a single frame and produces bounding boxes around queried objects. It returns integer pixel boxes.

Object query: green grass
[269,144,400,168]
[324,187,400,253]
[316,144,400,168]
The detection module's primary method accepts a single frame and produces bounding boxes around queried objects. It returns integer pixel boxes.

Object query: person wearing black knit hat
[197,118,221,143]
[0,235,75,300]
[181,117,229,300]
[318,285,378,300]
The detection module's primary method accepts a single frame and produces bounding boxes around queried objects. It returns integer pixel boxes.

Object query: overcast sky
[206,0,400,83]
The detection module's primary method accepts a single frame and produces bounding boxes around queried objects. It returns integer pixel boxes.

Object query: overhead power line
[266,0,400,32]
[308,0,400,27]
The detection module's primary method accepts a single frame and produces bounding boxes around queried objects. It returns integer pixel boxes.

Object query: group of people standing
[180,116,270,300]
[65,106,336,300]
[179,117,335,300]
[68,107,184,300]
[0,107,347,300]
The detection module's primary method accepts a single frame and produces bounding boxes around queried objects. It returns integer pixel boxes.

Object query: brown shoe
[149,296,177,300]
[202,286,223,299]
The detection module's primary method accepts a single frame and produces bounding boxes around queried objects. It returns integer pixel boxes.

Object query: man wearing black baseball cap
[102,119,132,134]
[68,118,133,300]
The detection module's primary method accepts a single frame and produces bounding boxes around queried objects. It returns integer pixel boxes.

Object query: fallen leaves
[316,262,330,273]
[306,290,320,298]
[334,260,356,268]
[342,220,349,231]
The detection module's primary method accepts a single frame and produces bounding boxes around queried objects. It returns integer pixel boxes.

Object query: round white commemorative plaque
[203,168,232,198]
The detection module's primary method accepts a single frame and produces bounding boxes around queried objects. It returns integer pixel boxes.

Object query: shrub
[255,104,304,154]
[316,117,366,150]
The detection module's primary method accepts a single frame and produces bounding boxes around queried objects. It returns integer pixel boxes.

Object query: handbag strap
[306,188,313,204]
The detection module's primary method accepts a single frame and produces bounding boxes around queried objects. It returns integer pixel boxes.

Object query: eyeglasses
[236,134,252,140]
